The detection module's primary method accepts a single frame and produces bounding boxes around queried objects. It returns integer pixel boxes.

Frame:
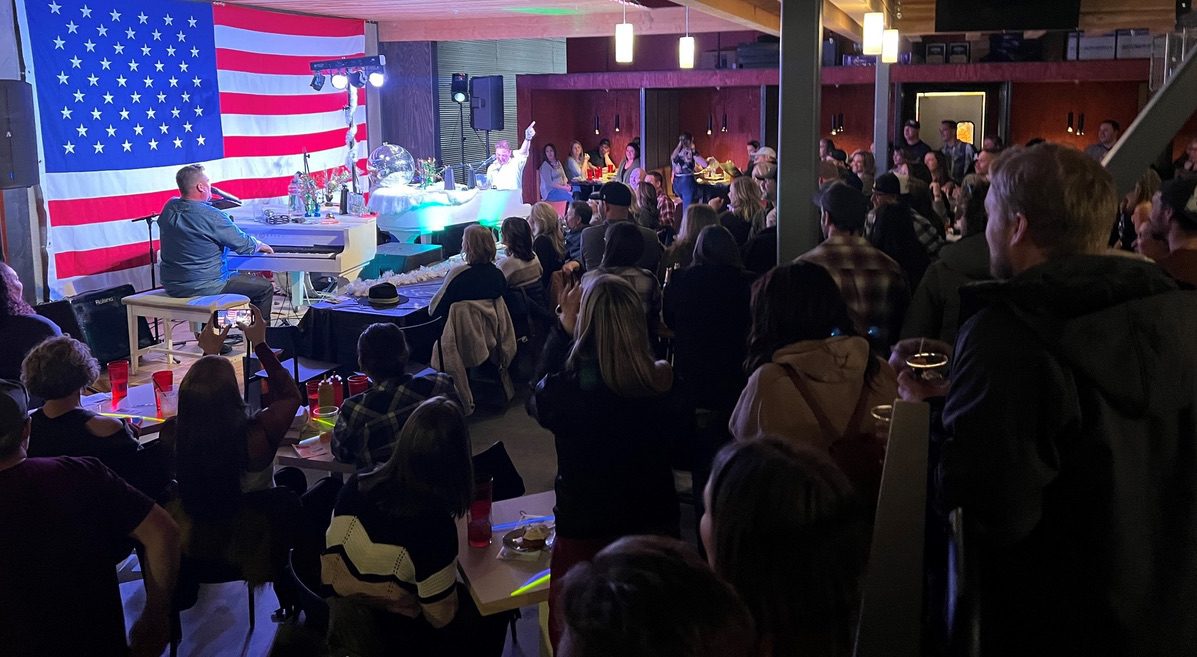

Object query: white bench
[122,290,250,374]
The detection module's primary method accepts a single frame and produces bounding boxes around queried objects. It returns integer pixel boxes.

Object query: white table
[456,490,555,616]
[82,382,167,435]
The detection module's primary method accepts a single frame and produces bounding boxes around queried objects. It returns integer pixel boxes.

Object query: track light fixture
[310,72,325,91]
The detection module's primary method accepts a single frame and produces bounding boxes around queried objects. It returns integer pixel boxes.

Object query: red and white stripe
[42,4,368,295]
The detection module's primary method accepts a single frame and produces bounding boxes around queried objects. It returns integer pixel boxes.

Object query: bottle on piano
[288,173,305,216]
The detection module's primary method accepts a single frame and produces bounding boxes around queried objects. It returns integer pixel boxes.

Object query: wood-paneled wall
[377,42,440,159]
[1009,81,1143,150]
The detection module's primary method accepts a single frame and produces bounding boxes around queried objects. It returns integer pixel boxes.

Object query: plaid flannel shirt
[658,194,677,228]
[912,211,945,259]
[798,235,910,345]
[331,372,459,469]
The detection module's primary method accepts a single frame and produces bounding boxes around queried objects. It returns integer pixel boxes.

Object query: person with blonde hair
[528,202,566,287]
[429,224,507,319]
[719,175,766,245]
[1111,167,1161,251]
[529,274,683,650]
[661,203,719,273]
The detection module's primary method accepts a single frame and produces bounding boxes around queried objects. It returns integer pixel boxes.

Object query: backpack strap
[779,362,873,445]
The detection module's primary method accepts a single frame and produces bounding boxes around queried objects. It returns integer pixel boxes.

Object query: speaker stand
[458,102,468,187]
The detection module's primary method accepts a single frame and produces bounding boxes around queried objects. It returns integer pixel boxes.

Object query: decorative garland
[345,253,465,296]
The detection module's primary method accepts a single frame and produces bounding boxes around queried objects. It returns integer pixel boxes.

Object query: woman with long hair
[720,175,766,245]
[322,396,509,655]
[636,181,661,230]
[731,262,897,454]
[671,132,709,217]
[528,202,565,288]
[871,202,933,290]
[538,143,573,203]
[702,437,868,657]
[498,216,543,289]
[661,203,719,274]
[565,140,591,182]
[429,225,508,319]
[615,143,640,185]
[849,150,876,194]
[530,274,683,650]
[1111,168,1161,251]
[0,262,61,383]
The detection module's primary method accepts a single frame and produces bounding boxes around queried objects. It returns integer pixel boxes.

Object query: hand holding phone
[215,308,253,329]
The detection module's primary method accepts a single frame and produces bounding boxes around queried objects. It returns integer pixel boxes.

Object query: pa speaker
[450,72,468,104]
[36,284,155,364]
[469,75,504,131]
[0,80,38,190]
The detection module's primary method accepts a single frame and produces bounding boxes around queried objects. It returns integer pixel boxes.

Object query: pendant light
[706,113,713,136]
[881,29,900,64]
[594,114,600,135]
[679,6,695,69]
[615,1,633,64]
[863,12,885,56]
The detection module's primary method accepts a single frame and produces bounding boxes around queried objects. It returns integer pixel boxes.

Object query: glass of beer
[905,352,950,383]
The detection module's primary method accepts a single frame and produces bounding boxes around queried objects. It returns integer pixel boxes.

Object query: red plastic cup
[152,370,173,418]
[468,476,494,548]
[348,375,370,397]
[306,380,322,408]
[108,360,129,411]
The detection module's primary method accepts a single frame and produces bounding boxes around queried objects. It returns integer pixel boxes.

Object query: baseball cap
[1160,177,1197,223]
[873,172,902,196]
[590,181,633,207]
[904,119,921,129]
[814,182,869,232]
[0,379,29,435]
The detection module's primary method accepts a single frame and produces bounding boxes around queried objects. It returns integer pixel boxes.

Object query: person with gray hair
[901,144,1197,656]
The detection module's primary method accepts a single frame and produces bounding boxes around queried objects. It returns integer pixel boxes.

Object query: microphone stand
[130,213,160,341]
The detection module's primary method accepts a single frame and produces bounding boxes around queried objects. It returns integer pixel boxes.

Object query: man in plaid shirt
[331,323,459,469]
[800,182,910,347]
[647,171,676,228]
[869,172,945,259]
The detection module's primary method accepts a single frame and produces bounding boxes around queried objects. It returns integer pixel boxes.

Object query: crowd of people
[3,124,1197,657]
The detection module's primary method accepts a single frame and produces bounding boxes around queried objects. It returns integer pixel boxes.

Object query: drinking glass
[152,370,174,419]
[306,380,322,408]
[299,406,339,442]
[870,404,894,441]
[108,360,129,411]
[905,352,950,383]
[348,375,371,397]
[468,476,494,548]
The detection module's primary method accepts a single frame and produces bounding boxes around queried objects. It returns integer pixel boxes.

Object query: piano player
[158,164,276,316]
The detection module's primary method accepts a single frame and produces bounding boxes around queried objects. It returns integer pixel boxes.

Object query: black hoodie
[941,254,1197,656]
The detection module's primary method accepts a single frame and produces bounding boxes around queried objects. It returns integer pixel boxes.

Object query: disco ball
[368,143,416,187]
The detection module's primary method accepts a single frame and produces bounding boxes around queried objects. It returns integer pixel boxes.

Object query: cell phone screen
[215,308,253,329]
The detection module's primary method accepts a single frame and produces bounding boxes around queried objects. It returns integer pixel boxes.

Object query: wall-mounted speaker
[0,80,39,190]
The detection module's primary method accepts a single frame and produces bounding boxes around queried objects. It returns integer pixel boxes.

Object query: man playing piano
[486,122,537,191]
[158,165,275,316]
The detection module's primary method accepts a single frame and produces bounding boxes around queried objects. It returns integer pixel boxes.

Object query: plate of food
[502,522,555,553]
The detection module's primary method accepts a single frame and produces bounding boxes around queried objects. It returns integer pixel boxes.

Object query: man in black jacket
[902,144,1197,656]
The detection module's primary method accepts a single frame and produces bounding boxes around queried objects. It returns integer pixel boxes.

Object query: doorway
[897,83,1008,149]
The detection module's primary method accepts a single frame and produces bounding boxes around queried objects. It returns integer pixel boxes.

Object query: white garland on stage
[345,253,466,296]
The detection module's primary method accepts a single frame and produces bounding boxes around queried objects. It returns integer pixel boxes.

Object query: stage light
[349,70,367,88]
[368,71,385,87]
[331,72,349,90]
[451,72,468,103]
[310,72,325,91]
[881,29,900,64]
[863,12,884,56]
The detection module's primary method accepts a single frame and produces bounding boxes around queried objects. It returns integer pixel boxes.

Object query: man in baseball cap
[1149,176,1197,286]
[898,118,931,161]
[581,181,662,272]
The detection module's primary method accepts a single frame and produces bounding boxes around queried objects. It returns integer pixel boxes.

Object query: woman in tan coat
[730,262,897,455]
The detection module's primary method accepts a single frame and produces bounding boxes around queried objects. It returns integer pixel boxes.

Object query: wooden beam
[671,0,781,36]
[378,6,745,41]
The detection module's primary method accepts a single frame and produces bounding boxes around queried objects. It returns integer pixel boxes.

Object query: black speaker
[36,285,155,364]
[469,75,504,131]
[0,80,39,190]
[450,72,469,104]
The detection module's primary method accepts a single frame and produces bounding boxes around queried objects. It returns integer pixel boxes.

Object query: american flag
[17,0,368,295]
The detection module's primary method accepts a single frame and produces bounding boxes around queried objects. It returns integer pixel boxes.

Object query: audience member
[939,120,976,182]
[746,139,761,172]
[529,202,567,287]
[645,171,675,230]
[671,132,709,216]
[1174,137,1197,181]
[898,119,932,161]
[1149,176,1197,286]
[982,134,1004,151]
[615,143,640,185]
[901,179,992,344]
[563,201,592,263]
[582,222,661,327]
[662,204,719,273]
[323,396,509,656]
[0,262,60,384]
[850,149,876,194]
[529,275,683,648]
[635,181,661,230]
[871,172,942,268]
[1085,119,1120,161]
[732,262,897,458]
[1111,168,1160,251]
[0,378,180,657]
[588,138,615,170]
[974,147,999,180]
[753,146,778,165]
[800,182,910,347]
[719,175,766,245]
[703,437,867,657]
[429,225,508,319]
[581,181,662,273]
[742,205,779,277]
[925,150,951,188]
[331,323,458,469]
[903,143,1197,656]
[538,143,573,202]
[23,336,170,497]
[558,535,757,657]
[1134,216,1170,262]
[498,216,543,289]
[565,140,590,182]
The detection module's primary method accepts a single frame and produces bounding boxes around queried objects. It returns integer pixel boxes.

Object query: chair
[122,290,250,374]
[432,298,517,415]
[284,548,329,633]
[169,556,257,657]
[397,315,446,371]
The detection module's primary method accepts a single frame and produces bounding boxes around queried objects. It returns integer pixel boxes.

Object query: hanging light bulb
[594,114,600,135]
[721,113,728,133]
[1066,111,1074,133]
[615,114,621,133]
[863,12,885,56]
[881,29,900,64]
[706,113,713,136]
[615,2,633,64]
[679,7,695,69]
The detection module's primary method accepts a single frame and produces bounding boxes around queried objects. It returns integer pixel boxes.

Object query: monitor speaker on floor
[36,285,155,364]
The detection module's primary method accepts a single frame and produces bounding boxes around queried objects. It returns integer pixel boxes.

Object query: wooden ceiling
[217,0,1177,42]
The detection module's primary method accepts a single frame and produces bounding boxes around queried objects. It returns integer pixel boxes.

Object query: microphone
[209,186,243,210]
[479,154,497,168]
[130,214,157,223]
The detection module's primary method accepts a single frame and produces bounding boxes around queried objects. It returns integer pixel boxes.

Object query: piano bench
[122,290,251,374]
